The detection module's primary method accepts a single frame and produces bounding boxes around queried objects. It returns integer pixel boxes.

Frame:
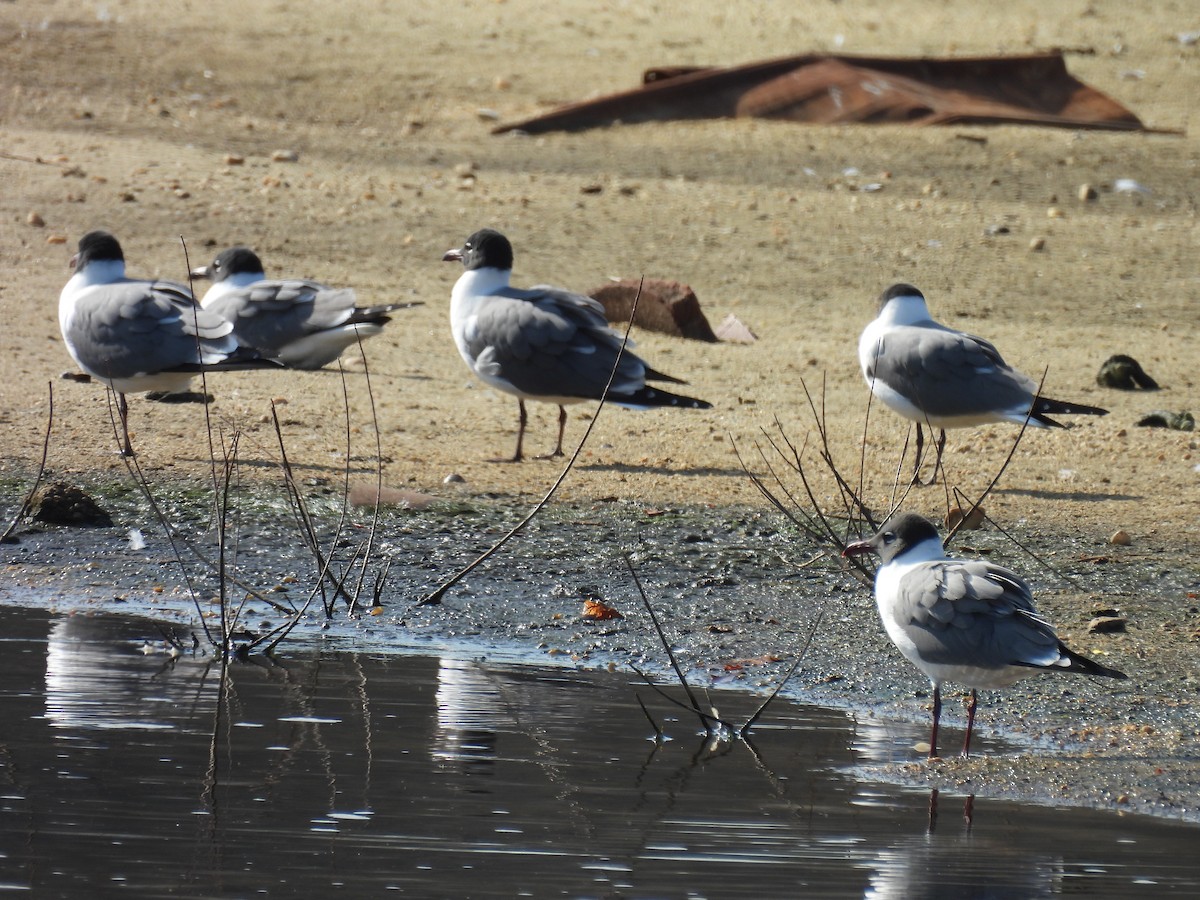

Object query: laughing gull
[59,231,276,456]
[191,246,420,369]
[842,512,1126,758]
[443,228,711,462]
[859,284,1108,481]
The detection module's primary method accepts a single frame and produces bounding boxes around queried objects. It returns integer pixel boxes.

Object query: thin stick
[943,368,1045,547]
[1,382,54,544]
[624,555,709,729]
[417,279,646,605]
[346,342,385,616]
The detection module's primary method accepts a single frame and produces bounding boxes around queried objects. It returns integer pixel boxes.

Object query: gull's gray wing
[68,280,235,379]
[867,323,1037,419]
[204,280,359,352]
[895,559,1062,669]
[465,286,648,399]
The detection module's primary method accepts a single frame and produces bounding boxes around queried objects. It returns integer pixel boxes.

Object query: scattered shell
[1028,236,1045,251]
[1109,529,1132,546]
[270,149,299,162]
[493,76,511,90]
[1113,178,1151,195]
[443,472,465,484]
[1088,615,1128,634]
[1047,206,1063,218]
[27,211,45,227]
[475,108,501,121]
[1078,183,1097,201]
[46,234,68,245]
[714,313,758,344]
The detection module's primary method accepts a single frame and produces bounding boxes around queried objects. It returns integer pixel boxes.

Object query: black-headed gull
[58,231,275,456]
[191,246,420,369]
[842,512,1126,758]
[443,228,711,462]
[859,284,1107,481]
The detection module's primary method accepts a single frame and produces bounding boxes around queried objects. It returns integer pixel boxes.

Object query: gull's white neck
[877,535,946,576]
[875,294,933,327]
[68,259,127,288]
[451,266,511,318]
[200,271,263,306]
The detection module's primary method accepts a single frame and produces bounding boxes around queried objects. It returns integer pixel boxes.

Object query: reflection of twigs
[417,279,645,606]
[1,382,54,544]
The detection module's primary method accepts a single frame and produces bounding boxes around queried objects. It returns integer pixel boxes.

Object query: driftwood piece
[495,52,1154,135]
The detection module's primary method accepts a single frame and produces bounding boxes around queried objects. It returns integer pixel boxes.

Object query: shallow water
[0,606,1197,897]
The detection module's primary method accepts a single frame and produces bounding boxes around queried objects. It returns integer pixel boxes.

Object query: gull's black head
[193,246,265,282]
[72,230,124,270]
[842,511,941,564]
[442,228,513,272]
[876,283,924,312]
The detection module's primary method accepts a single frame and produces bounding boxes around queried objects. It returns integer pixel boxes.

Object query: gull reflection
[864,793,1063,899]
[432,657,502,780]
[43,615,213,733]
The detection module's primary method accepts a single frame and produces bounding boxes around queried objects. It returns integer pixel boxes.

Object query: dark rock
[1087,615,1128,634]
[30,482,113,527]
[588,279,719,342]
[1135,410,1194,431]
[1097,354,1159,390]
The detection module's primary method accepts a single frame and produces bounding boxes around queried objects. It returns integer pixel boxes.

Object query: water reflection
[0,606,1197,896]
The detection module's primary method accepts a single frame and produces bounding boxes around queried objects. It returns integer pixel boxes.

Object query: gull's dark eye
[881,531,896,544]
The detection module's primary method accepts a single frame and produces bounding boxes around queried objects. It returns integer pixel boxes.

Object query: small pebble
[271,149,299,162]
[27,211,45,227]
[1078,183,1097,201]
[1029,236,1045,251]
[443,473,465,484]
[224,153,245,165]
[1047,206,1063,218]
[1110,529,1132,546]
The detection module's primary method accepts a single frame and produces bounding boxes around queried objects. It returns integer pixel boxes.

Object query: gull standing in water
[443,228,711,461]
[842,512,1126,758]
